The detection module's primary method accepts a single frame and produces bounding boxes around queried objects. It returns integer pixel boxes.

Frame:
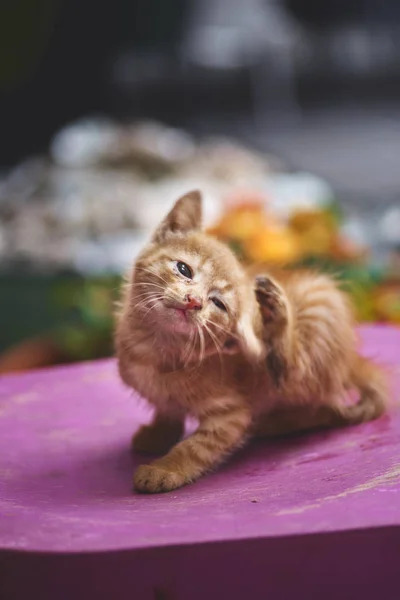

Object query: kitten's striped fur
[115,191,387,493]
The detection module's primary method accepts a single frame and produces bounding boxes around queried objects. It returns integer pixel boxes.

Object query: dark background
[2,0,400,174]
[0,0,183,165]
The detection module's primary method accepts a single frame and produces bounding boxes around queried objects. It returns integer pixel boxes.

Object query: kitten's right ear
[152,190,202,243]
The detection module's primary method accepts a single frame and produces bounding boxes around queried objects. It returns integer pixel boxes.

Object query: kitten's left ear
[152,190,202,243]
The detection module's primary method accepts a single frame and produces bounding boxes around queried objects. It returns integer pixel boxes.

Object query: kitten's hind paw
[255,275,290,388]
[254,276,288,326]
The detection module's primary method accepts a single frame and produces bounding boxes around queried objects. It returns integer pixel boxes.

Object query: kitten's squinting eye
[211,297,227,312]
[176,261,193,279]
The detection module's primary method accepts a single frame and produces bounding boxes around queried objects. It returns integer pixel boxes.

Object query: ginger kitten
[115,191,387,493]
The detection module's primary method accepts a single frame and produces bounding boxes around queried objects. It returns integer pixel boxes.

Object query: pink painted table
[0,325,400,600]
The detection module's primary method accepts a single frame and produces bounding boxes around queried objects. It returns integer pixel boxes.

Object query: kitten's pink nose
[184,294,203,311]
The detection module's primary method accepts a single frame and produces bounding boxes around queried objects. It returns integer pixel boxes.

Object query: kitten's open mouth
[163,300,195,327]
[175,308,188,321]
[164,299,188,315]
[168,307,197,331]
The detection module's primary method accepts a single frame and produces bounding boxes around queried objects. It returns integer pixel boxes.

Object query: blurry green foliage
[50,275,121,361]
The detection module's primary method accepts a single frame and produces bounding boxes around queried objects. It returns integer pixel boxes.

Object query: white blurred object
[3,115,343,275]
[379,206,400,245]
[182,0,297,67]
[125,122,196,164]
[51,118,196,169]
[183,137,272,182]
[51,118,118,168]
[73,231,148,275]
[340,217,370,248]
[133,179,225,232]
[263,173,334,219]
[48,168,141,235]
[0,224,6,256]
[181,0,300,119]
[0,157,49,203]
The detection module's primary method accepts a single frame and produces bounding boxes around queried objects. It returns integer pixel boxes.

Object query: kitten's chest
[129,363,170,405]
[128,361,228,414]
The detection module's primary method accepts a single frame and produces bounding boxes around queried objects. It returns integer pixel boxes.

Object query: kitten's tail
[340,355,389,424]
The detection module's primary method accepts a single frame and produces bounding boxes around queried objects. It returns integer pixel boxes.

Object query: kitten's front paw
[134,464,186,493]
[255,276,288,327]
[132,420,183,455]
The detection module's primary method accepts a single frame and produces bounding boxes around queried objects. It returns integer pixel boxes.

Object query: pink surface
[0,325,399,554]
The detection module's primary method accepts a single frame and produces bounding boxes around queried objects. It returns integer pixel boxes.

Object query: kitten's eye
[211,297,227,312]
[176,261,193,279]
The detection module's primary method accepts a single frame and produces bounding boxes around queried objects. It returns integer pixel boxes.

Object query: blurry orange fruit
[244,226,300,264]
[373,285,400,324]
[210,204,269,241]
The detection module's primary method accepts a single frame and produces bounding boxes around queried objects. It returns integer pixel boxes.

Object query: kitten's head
[129,191,262,362]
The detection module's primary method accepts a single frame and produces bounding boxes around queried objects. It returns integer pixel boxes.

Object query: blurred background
[1,0,400,372]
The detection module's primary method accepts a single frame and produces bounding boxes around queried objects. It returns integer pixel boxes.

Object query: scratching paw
[254,276,288,326]
[134,464,186,493]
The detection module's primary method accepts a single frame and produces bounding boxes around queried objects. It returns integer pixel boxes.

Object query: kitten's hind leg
[255,275,291,388]
[132,412,184,456]
[255,275,289,331]
[253,405,346,438]
[253,378,387,439]
[346,355,388,424]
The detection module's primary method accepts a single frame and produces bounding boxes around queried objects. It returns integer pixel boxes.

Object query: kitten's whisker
[135,266,169,286]
[183,328,195,358]
[198,326,205,367]
[133,294,163,313]
[133,293,161,308]
[130,282,165,291]
[194,324,200,367]
[203,320,221,347]
[140,297,162,322]
[204,323,223,352]
[183,331,192,353]
[184,328,198,368]
[203,322,224,374]
[132,289,161,298]
[132,290,163,302]
[163,293,183,304]
[192,328,200,367]
[207,320,236,337]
